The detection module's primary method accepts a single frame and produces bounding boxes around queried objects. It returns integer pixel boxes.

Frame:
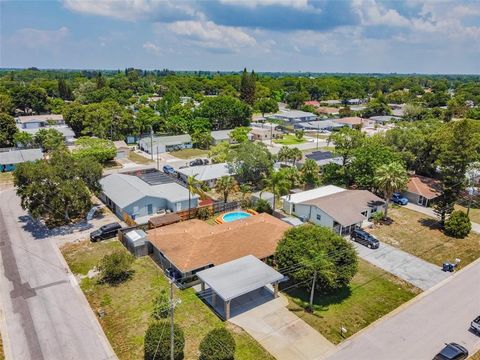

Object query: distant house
[304,100,320,107]
[282,185,385,235]
[177,163,235,188]
[210,130,233,145]
[294,120,343,132]
[272,110,317,123]
[402,175,441,207]
[333,117,365,129]
[369,115,401,124]
[99,169,198,224]
[315,106,340,116]
[0,148,43,172]
[299,151,343,167]
[249,127,282,141]
[15,114,75,145]
[147,213,290,286]
[321,100,342,106]
[138,134,192,155]
[347,99,367,105]
[113,141,130,159]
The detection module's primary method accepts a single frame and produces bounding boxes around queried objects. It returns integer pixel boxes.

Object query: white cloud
[219,0,309,9]
[166,20,256,51]
[10,27,69,49]
[142,41,162,55]
[352,0,410,27]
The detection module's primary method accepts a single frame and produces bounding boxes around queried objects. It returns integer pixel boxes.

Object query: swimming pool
[222,211,252,222]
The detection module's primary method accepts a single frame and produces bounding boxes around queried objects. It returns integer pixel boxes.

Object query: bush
[199,328,235,360]
[444,210,471,238]
[144,322,184,360]
[196,206,212,220]
[98,250,134,284]
[152,290,170,320]
[255,198,273,214]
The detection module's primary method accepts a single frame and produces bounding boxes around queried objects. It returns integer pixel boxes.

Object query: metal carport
[196,255,284,320]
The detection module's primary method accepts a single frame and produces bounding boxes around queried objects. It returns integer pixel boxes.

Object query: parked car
[433,343,468,360]
[351,228,380,249]
[391,192,409,205]
[163,164,176,175]
[189,159,204,167]
[90,222,122,242]
[471,316,480,335]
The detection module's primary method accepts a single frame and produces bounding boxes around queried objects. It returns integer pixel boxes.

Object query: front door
[418,196,428,207]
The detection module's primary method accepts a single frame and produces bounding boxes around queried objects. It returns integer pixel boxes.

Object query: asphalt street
[0,190,116,360]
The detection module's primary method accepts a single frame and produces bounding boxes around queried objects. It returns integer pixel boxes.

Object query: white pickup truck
[471,316,480,335]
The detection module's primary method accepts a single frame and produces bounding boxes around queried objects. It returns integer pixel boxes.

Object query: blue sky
[1,0,480,74]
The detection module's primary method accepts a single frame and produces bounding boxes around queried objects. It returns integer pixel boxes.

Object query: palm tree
[277,146,290,165]
[374,162,408,219]
[187,175,203,219]
[239,183,251,201]
[290,147,303,167]
[215,176,238,204]
[300,159,320,190]
[280,167,302,192]
[262,171,290,210]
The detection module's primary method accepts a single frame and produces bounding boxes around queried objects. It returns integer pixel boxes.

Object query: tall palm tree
[280,167,302,192]
[300,159,320,190]
[374,162,408,219]
[239,183,251,201]
[215,176,238,204]
[187,175,203,219]
[262,171,290,210]
[290,147,303,167]
[277,146,290,165]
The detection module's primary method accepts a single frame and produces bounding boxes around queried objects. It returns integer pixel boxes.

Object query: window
[292,204,296,212]
[176,202,182,211]
[147,204,153,215]
[316,214,321,221]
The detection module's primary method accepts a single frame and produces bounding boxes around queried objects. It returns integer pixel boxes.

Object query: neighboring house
[0,148,43,172]
[272,110,317,123]
[333,116,365,128]
[99,169,198,224]
[251,191,275,208]
[389,103,405,117]
[369,115,402,124]
[299,151,343,167]
[294,120,343,132]
[402,175,441,207]
[282,185,385,235]
[249,127,282,141]
[316,106,340,116]
[138,134,192,155]
[321,100,342,106]
[304,100,321,107]
[147,213,290,286]
[210,130,233,144]
[177,163,235,188]
[15,114,75,145]
[347,99,366,105]
[113,140,130,159]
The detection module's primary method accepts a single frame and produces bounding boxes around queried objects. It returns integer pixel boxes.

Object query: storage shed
[123,229,150,257]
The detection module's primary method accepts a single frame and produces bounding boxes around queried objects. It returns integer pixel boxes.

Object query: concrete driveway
[229,295,334,360]
[326,258,480,360]
[351,239,451,290]
[0,190,116,360]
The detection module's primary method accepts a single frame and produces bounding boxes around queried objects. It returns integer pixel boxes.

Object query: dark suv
[351,228,380,249]
[90,222,122,242]
[433,343,468,360]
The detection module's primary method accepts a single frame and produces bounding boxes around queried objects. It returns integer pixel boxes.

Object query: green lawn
[0,332,3,360]
[61,240,273,360]
[168,148,209,159]
[455,204,480,224]
[369,207,480,268]
[128,152,154,165]
[471,350,480,360]
[284,259,420,344]
[273,134,307,145]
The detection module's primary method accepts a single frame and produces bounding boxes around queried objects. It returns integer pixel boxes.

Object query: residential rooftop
[177,163,234,182]
[15,114,64,123]
[406,175,442,199]
[0,148,43,165]
[281,185,345,204]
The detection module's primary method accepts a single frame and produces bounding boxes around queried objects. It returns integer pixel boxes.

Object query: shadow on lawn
[418,217,442,230]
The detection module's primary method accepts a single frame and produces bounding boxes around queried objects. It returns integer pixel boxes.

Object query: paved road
[0,190,116,360]
[326,258,480,360]
[350,240,451,290]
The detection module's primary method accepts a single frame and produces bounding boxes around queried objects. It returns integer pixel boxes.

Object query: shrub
[98,250,134,284]
[152,290,170,320]
[199,328,235,360]
[255,198,273,214]
[144,322,184,360]
[370,211,383,224]
[196,206,212,220]
[444,210,471,238]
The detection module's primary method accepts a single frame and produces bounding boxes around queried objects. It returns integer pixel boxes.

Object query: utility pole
[316,122,319,150]
[150,126,154,161]
[309,270,317,312]
[170,280,174,360]
[156,146,159,170]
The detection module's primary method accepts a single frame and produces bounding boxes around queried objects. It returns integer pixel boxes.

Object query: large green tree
[262,170,290,210]
[254,98,278,117]
[73,136,116,164]
[0,113,18,147]
[228,142,273,185]
[240,68,256,105]
[197,96,252,130]
[374,162,408,219]
[34,128,65,152]
[328,128,365,185]
[144,322,185,360]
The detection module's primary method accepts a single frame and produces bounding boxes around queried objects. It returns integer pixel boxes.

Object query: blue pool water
[222,211,252,222]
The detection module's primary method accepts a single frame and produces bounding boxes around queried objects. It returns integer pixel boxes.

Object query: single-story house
[294,120,343,132]
[113,140,130,159]
[138,134,192,155]
[147,212,290,286]
[369,115,402,124]
[249,127,282,141]
[304,100,320,107]
[177,163,235,188]
[347,99,366,105]
[282,185,385,235]
[251,191,275,208]
[316,106,340,116]
[299,151,343,167]
[0,148,43,172]
[402,175,441,207]
[16,114,65,129]
[99,169,198,224]
[333,117,365,128]
[271,110,317,123]
[210,130,233,144]
[321,100,342,106]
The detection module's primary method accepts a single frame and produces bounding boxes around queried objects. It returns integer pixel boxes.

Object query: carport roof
[196,255,284,301]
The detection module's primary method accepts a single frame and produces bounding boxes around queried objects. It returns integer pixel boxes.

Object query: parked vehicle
[391,192,409,205]
[90,222,122,242]
[163,165,176,175]
[351,229,380,249]
[433,343,468,360]
[442,262,458,272]
[189,159,204,167]
[203,159,210,165]
[470,316,480,335]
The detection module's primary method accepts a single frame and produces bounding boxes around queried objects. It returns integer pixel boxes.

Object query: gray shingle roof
[177,163,234,182]
[0,149,43,165]
[140,134,191,147]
